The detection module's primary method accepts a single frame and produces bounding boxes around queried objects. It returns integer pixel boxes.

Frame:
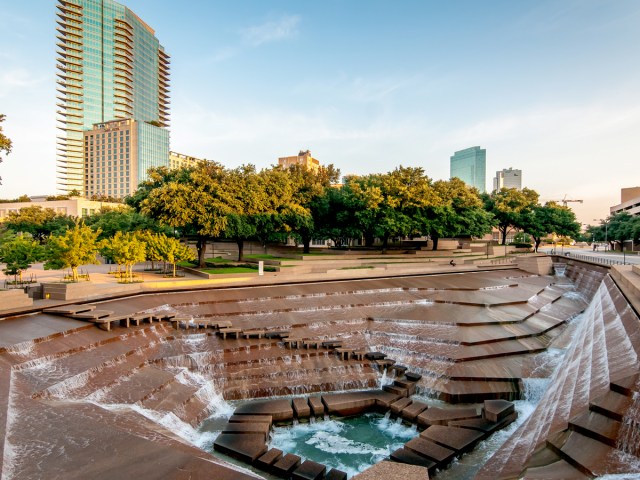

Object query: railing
[3,274,38,289]
[489,256,517,265]
[561,253,624,266]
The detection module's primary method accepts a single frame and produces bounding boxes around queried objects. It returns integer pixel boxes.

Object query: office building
[610,187,640,217]
[279,150,320,172]
[84,118,169,198]
[450,146,486,193]
[56,0,170,195]
[169,151,205,170]
[493,168,522,191]
[0,196,120,221]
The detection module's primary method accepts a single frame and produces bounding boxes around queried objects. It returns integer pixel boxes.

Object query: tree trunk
[381,235,389,253]
[236,239,244,262]
[72,266,78,282]
[534,238,541,252]
[364,233,375,248]
[196,237,207,268]
[302,235,311,254]
[500,226,508,245]
[431,236,439,251]
[173,262,177,277]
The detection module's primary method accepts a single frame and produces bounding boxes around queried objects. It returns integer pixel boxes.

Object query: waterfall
[617,388,640,457]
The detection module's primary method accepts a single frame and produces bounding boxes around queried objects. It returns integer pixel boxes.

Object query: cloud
[240,14,301,47]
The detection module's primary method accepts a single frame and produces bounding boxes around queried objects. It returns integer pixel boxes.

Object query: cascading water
[617,386,640,457]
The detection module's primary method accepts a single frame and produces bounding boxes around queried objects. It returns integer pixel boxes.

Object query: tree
[84,206,169,240]
[44,224,101,282]
[107,231,147,282]
[4,206,75,243]
[156,235,195,277]
[0,114,12,185]
[608,213,636,251]
[522,202,581,252]
[285,163,341,253]
[483,187,540,245]
[138,163,231,267]
[0,234,43,283]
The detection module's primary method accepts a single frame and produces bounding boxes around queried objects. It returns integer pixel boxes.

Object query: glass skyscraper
[56,0,170,195]
[450,146,486,193]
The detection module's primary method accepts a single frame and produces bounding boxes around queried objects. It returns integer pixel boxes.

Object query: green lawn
[201,267,257,274]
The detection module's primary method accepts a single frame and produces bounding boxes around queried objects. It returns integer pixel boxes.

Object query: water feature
[267,412,418,478]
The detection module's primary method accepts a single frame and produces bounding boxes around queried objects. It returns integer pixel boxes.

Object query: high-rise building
[279,150,320,172]
[56,0,170,195]
[450,146,486,193]
[493,168,522,191]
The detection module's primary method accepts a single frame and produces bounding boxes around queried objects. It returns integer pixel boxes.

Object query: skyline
[1,0,640,226]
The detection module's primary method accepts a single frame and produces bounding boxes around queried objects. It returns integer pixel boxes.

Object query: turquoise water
[268,413,418,477]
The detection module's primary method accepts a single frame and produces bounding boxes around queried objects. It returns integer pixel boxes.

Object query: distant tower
[56,0,170,196]
[278,150,320,172]
[450,146,486,193]
[493,168,522,191]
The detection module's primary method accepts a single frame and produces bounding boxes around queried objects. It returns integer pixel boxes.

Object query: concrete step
[568,410,621,447]
[589,390,633,421]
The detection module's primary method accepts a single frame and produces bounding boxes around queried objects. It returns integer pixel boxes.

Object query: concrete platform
[234,399,294,422]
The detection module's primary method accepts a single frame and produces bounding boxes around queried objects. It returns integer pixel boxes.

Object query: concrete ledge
[0,289,33,311]
[234,399,293,422]
[353,460,431,479]
[518,255,553,275]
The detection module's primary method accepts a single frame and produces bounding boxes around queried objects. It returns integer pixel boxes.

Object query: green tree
[0,234,43,283]
[0,114,12,185]
[608,213,636,251]
[139,162,231,267]
[285,163,341,253]
[44,224,101,282]
[4,206,75,242]
[156,235,195,277]
[107,231,147,282]
[522,202,581,252]
[483,187,540,245]
[84,206,168,240]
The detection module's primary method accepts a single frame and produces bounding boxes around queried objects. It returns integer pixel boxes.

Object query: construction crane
[550,195,584,207]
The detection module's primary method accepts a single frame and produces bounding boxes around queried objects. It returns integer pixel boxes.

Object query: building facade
[56,0,170,195]
[83,118,169,198]
[278,150,320,172]
[610,187,640,217]
[169,151,205,170]
[0,196,121,221]
[493,168,522,191]
[450,146,486,193]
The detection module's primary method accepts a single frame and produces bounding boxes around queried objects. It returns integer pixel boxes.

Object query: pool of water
[268,413,419,477]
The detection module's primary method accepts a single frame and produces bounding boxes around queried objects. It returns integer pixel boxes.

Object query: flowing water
[268,412,418,478]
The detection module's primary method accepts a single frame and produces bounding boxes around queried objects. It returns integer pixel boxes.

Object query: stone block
[234,399,293,422]
[483,399,515,423]
[518,255,553,275]
[309,397,325,416]
[394,379,416,396]
[272,453,301,477]
[417,406,479,428]
[389,448,437,472]
[420,425,483,453]
[325,468,348,480]
[221,422,271,440]
[404,372,422,382]
[404,437,456,464]
[322,392,377,416]
[254,448,283,471]
[355,460,432,479]
[449,411,518,436]
[383,384,408,397]
[213,433,267,463]
[401,401,428,422]
[390,397,413,415]
[229,414,273,426]
[291,460,327,480]
[293,397,311,419]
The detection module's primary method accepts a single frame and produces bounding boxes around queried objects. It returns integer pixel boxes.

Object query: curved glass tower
[56,0,170,195]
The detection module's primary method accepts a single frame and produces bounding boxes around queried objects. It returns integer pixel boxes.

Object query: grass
[244,254,285,260]
[201,267,257,274]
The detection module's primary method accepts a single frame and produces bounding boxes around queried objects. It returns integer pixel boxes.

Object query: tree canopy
[44,224,101,282]
[0,114,12,185]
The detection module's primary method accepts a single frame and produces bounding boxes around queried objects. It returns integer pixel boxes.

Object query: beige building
[0,196,121,221]
[83,118,169,199]
[169,151,205,170]
[278,150,320,172]
[611,187,640,217]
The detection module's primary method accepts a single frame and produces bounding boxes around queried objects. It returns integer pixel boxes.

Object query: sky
[1,0,640,227]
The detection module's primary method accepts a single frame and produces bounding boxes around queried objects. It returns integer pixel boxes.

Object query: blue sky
[1,0,640,225]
